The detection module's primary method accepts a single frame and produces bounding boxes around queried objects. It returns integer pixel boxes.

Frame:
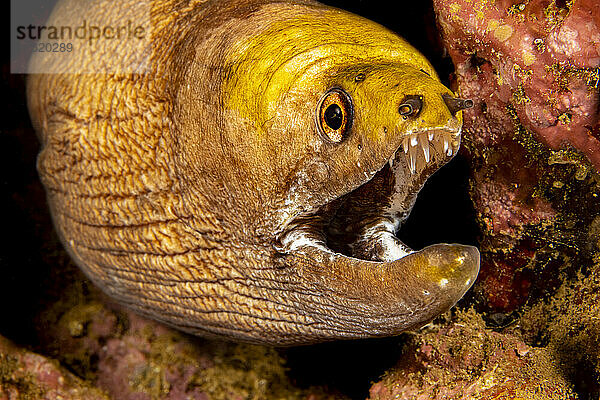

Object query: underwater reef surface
[368,1,600,398]
[434,0,600,315]
[368,310,577,400]
[2,0,599,399]
[0,335,110,400]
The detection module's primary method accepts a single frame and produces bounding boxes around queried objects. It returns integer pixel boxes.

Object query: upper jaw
[401,121,464,175]
[399,126,462,175]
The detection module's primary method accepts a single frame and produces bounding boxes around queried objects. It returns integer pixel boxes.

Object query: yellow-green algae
[125,308,342,399]
[0,335,110,400]
[0,352,45,400]
[543,0,573,31]
[187,343,344,400]
[129,360,171,400]
[33,269,342,400]
[469,95,600,394]
[507,102,599,225]
[514,251,600,393]
[372,309,576,399]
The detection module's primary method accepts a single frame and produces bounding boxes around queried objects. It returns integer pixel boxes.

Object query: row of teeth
[391,131,461,174]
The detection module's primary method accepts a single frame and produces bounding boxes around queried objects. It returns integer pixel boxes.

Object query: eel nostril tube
[442,94,474,116]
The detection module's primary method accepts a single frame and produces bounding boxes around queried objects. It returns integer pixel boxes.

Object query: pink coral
[436,0,600,170]
[433,0,600,314]
[473,179,556,237]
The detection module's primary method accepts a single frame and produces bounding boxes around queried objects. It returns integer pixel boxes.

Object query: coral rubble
[368,310,576,400]
[0,335,109,400]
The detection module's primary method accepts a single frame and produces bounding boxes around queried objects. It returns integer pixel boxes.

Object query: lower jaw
[276,238,480,343]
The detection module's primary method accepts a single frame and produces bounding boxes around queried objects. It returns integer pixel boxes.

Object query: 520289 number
[33,42,73,52]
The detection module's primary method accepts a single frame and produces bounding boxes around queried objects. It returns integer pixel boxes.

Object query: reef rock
[368,310,576,400]
[0,334,109,400]
[515,246,600,396]
[433,0,600,313]
[436,0,600,169]
[34,288,336,400]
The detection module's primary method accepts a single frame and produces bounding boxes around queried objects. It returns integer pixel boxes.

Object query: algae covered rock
[434,0,600,316]
[33,285,339,400]
[368,310,576,400]
[0,335,110,400]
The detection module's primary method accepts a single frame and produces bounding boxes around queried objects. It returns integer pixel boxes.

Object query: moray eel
[27,0,479,345]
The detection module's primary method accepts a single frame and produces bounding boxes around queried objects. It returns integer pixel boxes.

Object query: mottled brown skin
[28,0,479,345]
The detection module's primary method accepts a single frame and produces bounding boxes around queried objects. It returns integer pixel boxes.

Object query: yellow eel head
[169,2,479,344]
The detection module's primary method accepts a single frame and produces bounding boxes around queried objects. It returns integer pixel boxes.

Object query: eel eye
[398,95,423,119]
[318,88,352,143]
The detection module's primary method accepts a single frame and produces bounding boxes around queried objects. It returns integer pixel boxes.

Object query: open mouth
[279,127,463,262]
[272,120,479,340]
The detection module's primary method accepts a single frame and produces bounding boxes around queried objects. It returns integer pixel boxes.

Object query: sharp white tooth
[403,137,409,153]
[428,132,434,141]
[418,134,430,162]
[408,147,417,174]
[410,135,418,147]
[443,138,449,153]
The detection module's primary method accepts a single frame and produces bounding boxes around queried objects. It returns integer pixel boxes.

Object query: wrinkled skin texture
[28,0,479,345]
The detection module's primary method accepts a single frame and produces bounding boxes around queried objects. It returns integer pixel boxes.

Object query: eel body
[27,0,479,345]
